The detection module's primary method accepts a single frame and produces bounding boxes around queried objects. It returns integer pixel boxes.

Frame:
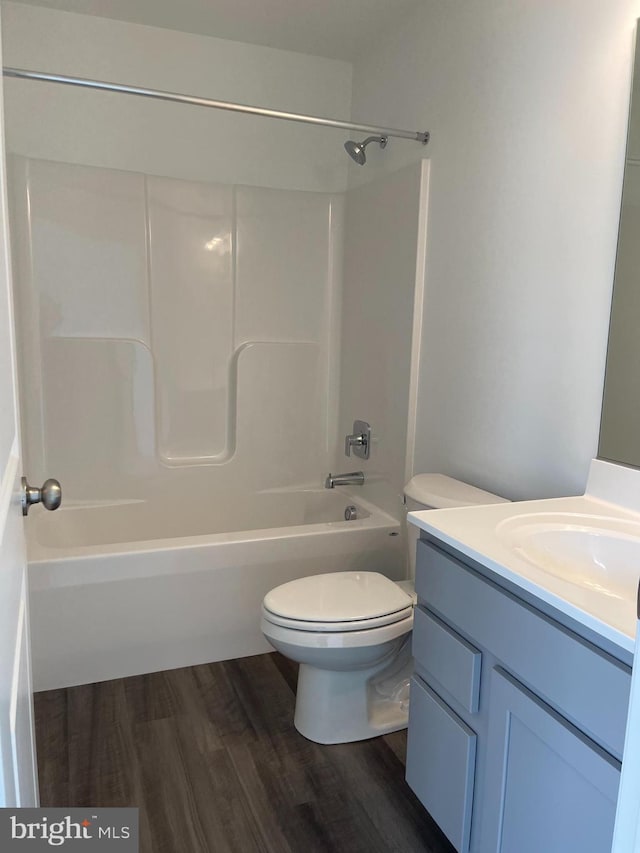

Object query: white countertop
[409,492,640,654]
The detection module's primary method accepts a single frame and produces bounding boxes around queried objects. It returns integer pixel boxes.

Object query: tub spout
[325,471,365,489]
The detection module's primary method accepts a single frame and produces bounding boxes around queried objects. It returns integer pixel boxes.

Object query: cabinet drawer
[406,676,476,853]
[413,605,481,713]
[416,540,631,758]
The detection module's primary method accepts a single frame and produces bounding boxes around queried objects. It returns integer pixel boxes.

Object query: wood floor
[34,652,456,853]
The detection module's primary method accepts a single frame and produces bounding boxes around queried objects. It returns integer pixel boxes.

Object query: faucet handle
[345,433,365,455]
[345,420,371,460]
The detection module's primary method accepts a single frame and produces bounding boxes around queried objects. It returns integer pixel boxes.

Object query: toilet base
[293,637,413,744]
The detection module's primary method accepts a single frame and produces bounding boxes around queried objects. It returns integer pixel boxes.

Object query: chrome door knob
[21,477,62,516]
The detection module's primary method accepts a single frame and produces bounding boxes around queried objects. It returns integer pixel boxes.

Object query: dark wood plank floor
[34,652,455,853]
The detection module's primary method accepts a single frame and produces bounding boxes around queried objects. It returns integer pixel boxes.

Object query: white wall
[1,1,351,192]
[350,0,640,500]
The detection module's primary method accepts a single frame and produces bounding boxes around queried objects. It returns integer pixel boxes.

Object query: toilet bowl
[261,474,509,745]
[261,571,415,744]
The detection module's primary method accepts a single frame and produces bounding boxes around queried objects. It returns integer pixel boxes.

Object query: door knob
[21,477,62,516]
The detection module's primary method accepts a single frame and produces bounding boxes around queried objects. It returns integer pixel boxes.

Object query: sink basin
[496,513,640,600]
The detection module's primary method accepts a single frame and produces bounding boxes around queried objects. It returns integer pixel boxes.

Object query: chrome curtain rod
[3,67,430,144]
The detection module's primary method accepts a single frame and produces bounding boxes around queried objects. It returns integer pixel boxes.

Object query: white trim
[405,159,430,483]
[9,594,25,805]
[0,440,19,538]
[613,617,640,852]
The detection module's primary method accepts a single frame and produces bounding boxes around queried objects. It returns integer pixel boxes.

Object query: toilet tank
[404,474,509,580]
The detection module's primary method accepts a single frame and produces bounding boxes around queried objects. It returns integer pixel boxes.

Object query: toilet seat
[261,604,413,633]
[262,570,413,633]
[261,611,414,649]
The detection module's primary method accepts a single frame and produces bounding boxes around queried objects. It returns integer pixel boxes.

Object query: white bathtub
[27,490,403,691]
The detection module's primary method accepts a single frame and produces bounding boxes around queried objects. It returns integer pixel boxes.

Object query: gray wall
[1,1,352,192]
[349,0,637,500]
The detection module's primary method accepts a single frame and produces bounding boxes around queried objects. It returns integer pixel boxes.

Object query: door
[478,667,620,853]
[0,15,38,807]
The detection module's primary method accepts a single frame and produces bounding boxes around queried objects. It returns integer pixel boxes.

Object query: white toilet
[261,474,508,744]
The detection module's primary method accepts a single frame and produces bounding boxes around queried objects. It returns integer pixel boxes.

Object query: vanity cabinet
[407,539,631,853]
[480,668,620,853]
[407,675,477,852]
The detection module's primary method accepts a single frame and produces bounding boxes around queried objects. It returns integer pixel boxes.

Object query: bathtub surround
[334,160,429,518]
[10,156,339,500]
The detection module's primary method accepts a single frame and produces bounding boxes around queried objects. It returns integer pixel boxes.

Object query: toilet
[261,474,508,744]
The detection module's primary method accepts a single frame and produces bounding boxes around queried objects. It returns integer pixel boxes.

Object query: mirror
[599,30,640,468]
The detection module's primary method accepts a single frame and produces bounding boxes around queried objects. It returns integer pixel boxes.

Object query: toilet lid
[263,572,413,631]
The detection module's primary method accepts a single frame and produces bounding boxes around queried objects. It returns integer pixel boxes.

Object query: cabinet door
[479,668,620,853]
[406,676,476,852]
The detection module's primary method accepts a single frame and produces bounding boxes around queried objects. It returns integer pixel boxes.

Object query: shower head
[344,135,388,165]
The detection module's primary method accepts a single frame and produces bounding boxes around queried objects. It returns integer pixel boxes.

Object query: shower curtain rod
[2,67,430,144]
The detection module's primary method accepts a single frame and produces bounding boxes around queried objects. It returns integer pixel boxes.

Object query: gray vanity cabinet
[407,538,630,853]
[406,676,476,852]
[479,667,620,853]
